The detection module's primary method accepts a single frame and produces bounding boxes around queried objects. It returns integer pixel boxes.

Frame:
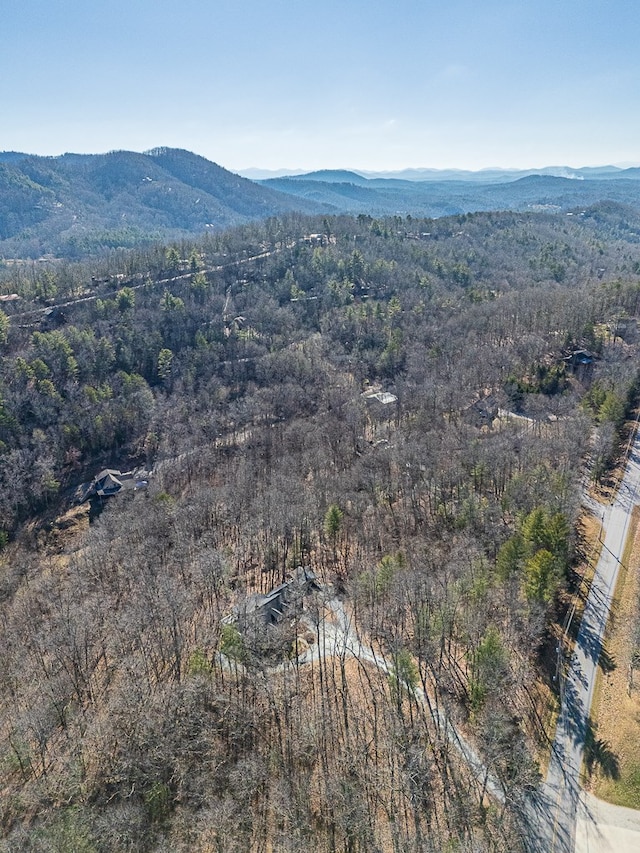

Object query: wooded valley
[1,204,640,850]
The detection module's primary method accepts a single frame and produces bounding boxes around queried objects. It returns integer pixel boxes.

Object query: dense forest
[1,205,640,850]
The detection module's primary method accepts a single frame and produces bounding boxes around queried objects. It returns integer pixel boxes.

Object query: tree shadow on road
[577,615,616,672]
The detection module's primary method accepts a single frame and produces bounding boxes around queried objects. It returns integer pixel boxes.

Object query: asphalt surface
[525,420,640,852]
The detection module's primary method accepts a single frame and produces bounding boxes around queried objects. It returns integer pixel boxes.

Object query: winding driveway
[297,598,506,803]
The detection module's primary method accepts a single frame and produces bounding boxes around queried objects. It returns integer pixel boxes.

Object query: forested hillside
[0,149,323,258]
[1,207,640,850]
[4,146,640,262]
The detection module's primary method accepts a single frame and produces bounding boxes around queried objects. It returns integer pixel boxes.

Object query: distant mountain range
[243,164,640,183]
[259,169,640,219]
[1,148,640,258]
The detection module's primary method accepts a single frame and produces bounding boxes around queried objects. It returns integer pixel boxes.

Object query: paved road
[526,420,640,851]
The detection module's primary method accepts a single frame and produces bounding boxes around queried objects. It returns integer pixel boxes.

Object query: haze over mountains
[2,147,640,258]
[259,167,640,220]
[242,164,637,182]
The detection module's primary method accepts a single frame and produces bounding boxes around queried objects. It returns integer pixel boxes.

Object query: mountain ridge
[0,148,325,257]
[2,147,640,258]
[260,170,640,218]
[240,163,637,183]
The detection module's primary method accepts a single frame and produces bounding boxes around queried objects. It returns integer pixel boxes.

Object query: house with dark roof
[562,349,595,382]
[463,393,499,428]
[224,567,321,628]
[77,468,134,503]
[563,349,593,367]
[40,306,66,329]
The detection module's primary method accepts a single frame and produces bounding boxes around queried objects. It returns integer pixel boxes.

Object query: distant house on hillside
[562,349,595,382]
[463,393,499,428]
[563,349,593,367]
[362,388,398,406]
[304,234,328,246]
[40,306,66,329]
[77,468,135,503]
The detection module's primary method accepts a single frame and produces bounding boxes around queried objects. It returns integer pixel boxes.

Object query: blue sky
[2,0,638,171]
